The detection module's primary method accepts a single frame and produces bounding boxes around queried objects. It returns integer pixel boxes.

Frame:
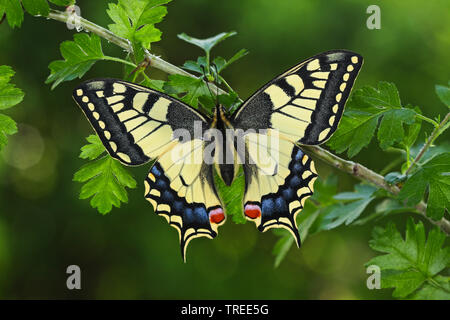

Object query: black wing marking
[232,50,363,145]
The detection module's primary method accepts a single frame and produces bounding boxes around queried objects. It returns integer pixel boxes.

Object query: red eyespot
[209,208,225,224]
[244,204,261,219]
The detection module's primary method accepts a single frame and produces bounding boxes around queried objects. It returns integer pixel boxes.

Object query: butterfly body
[73,50,363,261]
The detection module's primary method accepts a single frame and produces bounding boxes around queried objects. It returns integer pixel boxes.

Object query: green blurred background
[0,0,448,299]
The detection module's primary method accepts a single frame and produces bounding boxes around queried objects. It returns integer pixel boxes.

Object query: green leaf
[182,56,207,74]
[74,134,136,214]
[48,0,76,6]
[0,65,25,110]
[0,65,23,151]
[366,218,450,299]
[317,184,377,230]
[79,135,105,160]
[399,152,450,220]
[177,31,237,55]
[408,275,450,300]
[0,0,24,28]
[164,74,211,108]
[215,169,246,224]
[73,156,137,214]
[46,34,106,89]
[435,83,450,107]
[141,78,165,91]
[213,48,249,73]
[107,0,171,60]
[0,114,17,150]
[22,0,50,16]
[272,230,294,268]
[327,82,418,157]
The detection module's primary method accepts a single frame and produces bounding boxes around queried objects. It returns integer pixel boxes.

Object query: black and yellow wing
[231,50,362,245]
[73,79,225,261]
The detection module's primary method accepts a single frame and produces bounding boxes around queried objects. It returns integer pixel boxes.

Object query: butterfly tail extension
[144,162,226,262]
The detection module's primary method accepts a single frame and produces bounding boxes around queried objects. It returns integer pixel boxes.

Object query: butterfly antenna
[212,63,220,107]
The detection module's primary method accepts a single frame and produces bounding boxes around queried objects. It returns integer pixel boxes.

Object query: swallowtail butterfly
[73,50,363,261]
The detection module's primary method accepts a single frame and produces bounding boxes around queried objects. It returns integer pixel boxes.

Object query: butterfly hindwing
[144,141,225,262]
[240,133,317,245]
[232,50,363,144]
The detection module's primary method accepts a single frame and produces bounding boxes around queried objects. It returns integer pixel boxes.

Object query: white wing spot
[336,93,342,102]
[113,83,127,93]
[340,83,346,92]
[82,96,89,103]
[109,141,117,152]
[106,95,124,105]
[76,89,83,96]
[301,89,322,99]
[351,56,358,64]
[104,130,111,140]
[96,91,104,98]
[133,92,149,113]
[343,73,350,81]
[92,112,100,120]
[306,59,320,71]
[347,65,354,72]
[88,103,95,111]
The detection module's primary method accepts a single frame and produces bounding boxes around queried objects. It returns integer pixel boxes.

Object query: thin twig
[44,9,450,235]
[303,146,450,235]
[405,112,450,175]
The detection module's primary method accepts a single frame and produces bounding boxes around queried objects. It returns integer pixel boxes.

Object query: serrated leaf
[0,65,23,151]
[366,218,450,299]
[317,184,377,230]
[46,34,106,89]
[408,275,450,300]
[435,84,450,107]
[107,0,170,60]
[327,82,419,157]
[0,114,17,150]
[73,156,137,214]
[178,31,237,54]
[79,135,105,160]
[0,0,24,28]
[22,0,50,16]
[0,65,24,110]
[399,152,450,220]
[377,108,416,149]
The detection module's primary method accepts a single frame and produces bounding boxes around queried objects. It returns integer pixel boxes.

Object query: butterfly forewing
[232,50,363,144]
